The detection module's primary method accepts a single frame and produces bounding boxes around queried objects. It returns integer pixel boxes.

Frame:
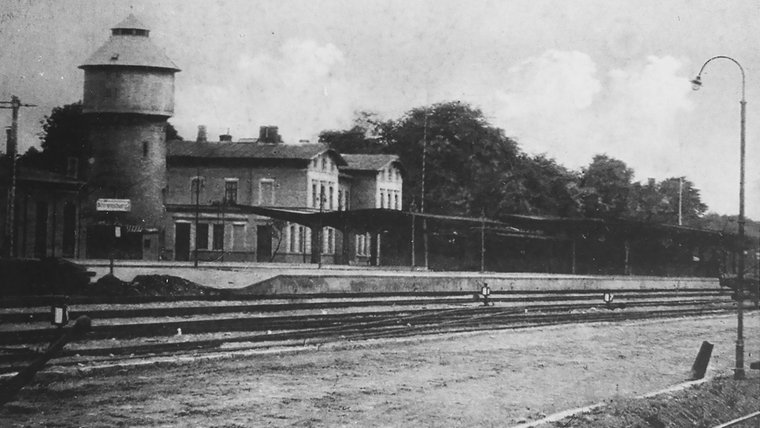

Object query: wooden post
[690,341,714,380]
[0,316,91,405]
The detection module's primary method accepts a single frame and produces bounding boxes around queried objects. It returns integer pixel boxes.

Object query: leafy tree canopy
[319,101,718,227]
[579,154,634,219]
[16,102,183,177]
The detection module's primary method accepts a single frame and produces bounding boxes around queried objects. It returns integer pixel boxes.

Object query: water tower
[79,14,180,259]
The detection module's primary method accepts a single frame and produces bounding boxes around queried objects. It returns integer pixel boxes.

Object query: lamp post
[691,55,746,380]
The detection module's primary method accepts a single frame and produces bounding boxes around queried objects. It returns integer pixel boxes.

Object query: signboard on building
[96,198,131,212]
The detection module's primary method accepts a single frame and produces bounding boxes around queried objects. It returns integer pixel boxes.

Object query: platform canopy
[166,204,727,245]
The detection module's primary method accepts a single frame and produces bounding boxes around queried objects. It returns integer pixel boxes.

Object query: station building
[164,127,404,264]
[74,14,403,264]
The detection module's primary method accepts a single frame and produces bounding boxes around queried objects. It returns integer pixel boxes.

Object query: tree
[500,154,582,217]
[380,101,522,217]
[579,155,634,219]
[166,122,183,141]
[319,111,387,154]
[27,102,183,177]
[628,177,707,225]
[31,102,88,176]
[319,101,585,220]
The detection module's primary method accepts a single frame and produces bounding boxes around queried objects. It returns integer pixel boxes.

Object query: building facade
[0,163,84,259]
[164,127,404,265]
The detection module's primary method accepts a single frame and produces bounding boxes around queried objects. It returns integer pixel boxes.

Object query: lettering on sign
[96,199,132,212]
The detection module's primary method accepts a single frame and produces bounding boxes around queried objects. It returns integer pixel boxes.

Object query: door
[256,225,272,262]
[175,223,191,261]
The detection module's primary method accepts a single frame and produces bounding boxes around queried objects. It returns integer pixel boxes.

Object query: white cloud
[497,50,602,117]
[480,50,603,165]
[175,39,356,142]
[482,51,694,181]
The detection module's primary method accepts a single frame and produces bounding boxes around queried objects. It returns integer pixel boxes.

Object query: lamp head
[691,75,703,91]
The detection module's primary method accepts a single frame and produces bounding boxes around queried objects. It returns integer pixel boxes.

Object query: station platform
[77,260,720,294]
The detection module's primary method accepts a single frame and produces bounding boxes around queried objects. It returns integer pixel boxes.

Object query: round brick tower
[80,15,179,258]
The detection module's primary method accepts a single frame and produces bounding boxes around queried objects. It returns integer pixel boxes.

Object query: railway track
[0,288,742,373]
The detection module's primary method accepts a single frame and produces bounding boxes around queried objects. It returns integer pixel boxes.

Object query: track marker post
[481,282,491,306]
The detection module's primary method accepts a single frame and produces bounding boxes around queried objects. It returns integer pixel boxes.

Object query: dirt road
[1,313,758,427]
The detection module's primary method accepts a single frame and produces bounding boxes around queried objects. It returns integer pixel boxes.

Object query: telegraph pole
[193,167,200,268]
[1,96,37,258]
[421,110,429,269]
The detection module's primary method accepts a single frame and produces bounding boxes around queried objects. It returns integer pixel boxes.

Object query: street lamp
[691,55,747,380]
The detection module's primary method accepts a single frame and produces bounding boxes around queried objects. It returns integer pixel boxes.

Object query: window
[196,223,209,250]
[232,224,245,251]
[326,228,334,254]
[259,179,275,205]
[298,226,306,253]
[356,233,370,256]
[190,177,204,204]
[289,224,296,253]
[322,156,327,170]
[312,182,318,208]
[224,179,238,205]
[212,224,224,250]
[320,183,326,208]
[394,193,400,210]
[345,192,350,210]
[338,190,343,211]
[329,186,334,210]
[380,191,385,209]
[142,141,149,158]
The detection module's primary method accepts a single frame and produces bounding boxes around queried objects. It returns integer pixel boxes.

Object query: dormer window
[110,53,119,61]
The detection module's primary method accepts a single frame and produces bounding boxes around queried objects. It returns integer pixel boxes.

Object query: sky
[1,0,759,219]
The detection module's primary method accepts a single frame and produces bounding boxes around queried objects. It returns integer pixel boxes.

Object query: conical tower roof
[79,14,180,71]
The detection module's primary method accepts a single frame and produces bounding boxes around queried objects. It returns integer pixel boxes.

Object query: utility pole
[193,167,200,268]
[318,188,325,269]
[480,209,486,273]
[678,177,683,226]
[421,110,429,269]
[1,96,37,258]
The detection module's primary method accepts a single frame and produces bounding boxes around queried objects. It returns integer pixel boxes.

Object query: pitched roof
[0,164,83,187]
[341,154,402,172]
[79,15,180,71]
[167,140,346,165]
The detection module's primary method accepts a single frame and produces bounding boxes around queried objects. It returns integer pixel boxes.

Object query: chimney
[259,126,280,144]
[648,178,656,187]
[196,125,207,143]
[219,133,233,142]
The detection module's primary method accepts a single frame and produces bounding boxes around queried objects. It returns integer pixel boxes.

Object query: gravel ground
[0,312,758,427]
